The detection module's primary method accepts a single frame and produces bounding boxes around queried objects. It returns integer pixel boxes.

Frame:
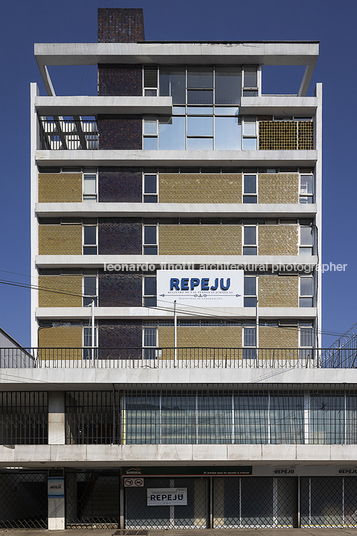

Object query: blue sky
[0,0,356,346]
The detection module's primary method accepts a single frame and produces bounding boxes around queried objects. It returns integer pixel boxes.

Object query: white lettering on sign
[147,488,187,506]
[157,270,243,308]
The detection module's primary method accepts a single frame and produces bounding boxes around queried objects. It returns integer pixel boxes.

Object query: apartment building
[1,7,356,532]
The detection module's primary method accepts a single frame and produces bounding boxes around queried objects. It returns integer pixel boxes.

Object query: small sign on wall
[124,477,144,487]
[147,488,187,506]
[48,477,64,498]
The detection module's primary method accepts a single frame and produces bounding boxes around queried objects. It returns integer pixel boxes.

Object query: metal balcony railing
[1,347,356,369]
[38,116,98,150]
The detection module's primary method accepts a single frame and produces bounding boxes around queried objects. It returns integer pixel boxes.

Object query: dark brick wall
[99,168,142,202]
[98,320,142,359]
[99,273,142,307]
[98,218,142,255]
[98,115,142,150]
[98,65,142,96]
[98,8,145,43]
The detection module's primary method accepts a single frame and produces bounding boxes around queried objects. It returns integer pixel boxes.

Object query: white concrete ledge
[0,367,355,391]
[240,95,318,115]
[35,149,318,167]
[35,202,317,218]
[35,255,318,268]
[0,442,355,468]
[35,306,317,320]
[35,95,173,115]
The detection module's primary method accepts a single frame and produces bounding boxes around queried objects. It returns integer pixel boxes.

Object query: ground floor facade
[2,466,357,530]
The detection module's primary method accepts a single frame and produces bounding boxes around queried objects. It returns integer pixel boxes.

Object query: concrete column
[48,391,66,445]
[48,496,65,530]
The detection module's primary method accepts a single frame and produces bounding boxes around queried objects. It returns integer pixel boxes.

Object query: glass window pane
[300,175,313,194]
[144,89,157,96]
[215,116,241,150]
[243,196,257,203]
[144,277,157,295]
[299,197,313,204]
[244,66,257,87]
[144,195,158,203]
[300,328,313,347]
[159,116,185,150]
[84,226,96,245]
[215,107,239,116]
[144,120,157,135]
[299,297,313,307]
[300,227,313,245]
[144,245,158,255]
[215,67,241,105]
[301,277,313,296]
[144,328,156,346]
[84,175,96,194]
[187,138,213,150]
[187,107,213,115]
[143,137,157,150]
[144,226,157,244]
[187,67,213,88]
[187,116,213,136]
[244,328,256,346]
[244,226,256,245]
[172,106,185,115]
[159,68,186,104]
[242,137,257,150]
[243,89,258,97]
[243,246,257,255]
[244,277,256,295]
[244,297,257,307]
[144,175,157,193]
[299,247,312,255]
[187,90,213,105]
[83,246,97,255]
[84,276,96,296]
[244,175,256,193]
[243,119,256,136]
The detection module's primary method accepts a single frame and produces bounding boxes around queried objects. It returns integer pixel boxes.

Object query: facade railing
[38,116,98,150]
[1,347,356,369]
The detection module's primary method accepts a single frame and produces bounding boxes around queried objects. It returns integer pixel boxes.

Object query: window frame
[242,116,258,150]
[143,173,158,203]
[83,224,98,255]
[142,327,158,359]
[299,275,314,307]
[83,171,97,202]
[243,173,258,203]
[83,324,98,360]
[242,325,257,359]
[299,323,314,359]
[143,65,158,96]
[244,275,257,307]
[299,173,314,204]
[83,274,98,307]
[243,225,258,255]
[299,225,314,256]
[143,275,157,307]
[143,224,158,255]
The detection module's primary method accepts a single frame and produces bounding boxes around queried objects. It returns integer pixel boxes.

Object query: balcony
[39,116,98,150]
[1,347,356,369]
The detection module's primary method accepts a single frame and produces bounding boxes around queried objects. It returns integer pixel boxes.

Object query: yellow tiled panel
[258,173,299,204]
[38,326,82,360]
[258,275,298,307]
[258,225,298,256]
[38,225,82,255]
[159,225,242,255]
[38,275,82,307]
[298,121,314,150]
[259,326,298,354]
[159,174,242,203]
[38,173,82,203]
[259,121,297,150]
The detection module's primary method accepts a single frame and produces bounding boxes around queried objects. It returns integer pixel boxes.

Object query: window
[242,66,258,97]
[143,66,158,96]
[144,276,157,307]
[143,174,158,203]
[83,225,97,255]
[243,174,257,203]
[242,117,257,150]
[243,326,256,359]
[300,174,314,204]
[143,225,158,255]
[299,324,314,359]
[299,226,314,255]
[83,275,97,307]
[143,327,157,359]
[83,172,97,202]
[143,118,158,149]
[244,276,257,307]
[243,226,257,255]
[83,325,97,359]
[300,276,314,307]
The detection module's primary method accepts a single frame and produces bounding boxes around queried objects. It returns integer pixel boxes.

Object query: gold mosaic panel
[259,121,297,150]
[298,121,314,150]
